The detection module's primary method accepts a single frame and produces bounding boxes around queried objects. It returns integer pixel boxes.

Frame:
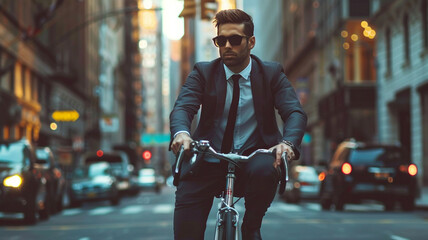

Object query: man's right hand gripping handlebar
[269,141,296,168]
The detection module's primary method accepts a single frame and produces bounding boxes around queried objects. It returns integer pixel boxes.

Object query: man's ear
[248,36,256,50]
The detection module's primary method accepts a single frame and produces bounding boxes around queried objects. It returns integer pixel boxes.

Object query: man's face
[217,23,255,73]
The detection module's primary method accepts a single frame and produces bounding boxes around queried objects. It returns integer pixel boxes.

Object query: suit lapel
[250,59,264,126]
[215,63,227,117]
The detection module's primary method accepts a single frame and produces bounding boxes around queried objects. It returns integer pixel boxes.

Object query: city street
[1,186,428,240]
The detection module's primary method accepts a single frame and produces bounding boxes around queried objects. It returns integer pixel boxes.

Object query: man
[170,9,307,240]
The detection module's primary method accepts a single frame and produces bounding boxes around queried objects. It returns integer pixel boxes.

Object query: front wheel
[215,211,237,240]
[224,211,236,240]
[24,194,37,225]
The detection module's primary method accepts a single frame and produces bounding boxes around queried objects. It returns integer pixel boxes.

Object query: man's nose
[224,39,232,48]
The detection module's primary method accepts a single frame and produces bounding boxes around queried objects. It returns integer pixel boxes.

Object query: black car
[35,147,66,213]
[70,162,120,207]
[0,139,50,224]
[319,140,418,211]
[82,151,135,195]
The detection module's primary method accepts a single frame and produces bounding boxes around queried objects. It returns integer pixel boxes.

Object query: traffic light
[179,0,196,18]
[97,150,104,157]
[142,150,152,164]
[201,0,218,20]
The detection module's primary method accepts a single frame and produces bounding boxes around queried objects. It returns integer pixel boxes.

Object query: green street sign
[141,133,170,146]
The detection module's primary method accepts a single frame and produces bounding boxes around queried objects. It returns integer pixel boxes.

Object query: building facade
[282,0,378,166]
[372,0,428,187]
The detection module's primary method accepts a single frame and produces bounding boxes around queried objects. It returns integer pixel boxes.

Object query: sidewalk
[416,186,428,210]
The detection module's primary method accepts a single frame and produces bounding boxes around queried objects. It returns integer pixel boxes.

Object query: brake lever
[281,151,289,181]
[175,146,185,174]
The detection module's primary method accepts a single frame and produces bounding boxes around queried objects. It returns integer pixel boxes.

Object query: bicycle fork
[214,163,240,240]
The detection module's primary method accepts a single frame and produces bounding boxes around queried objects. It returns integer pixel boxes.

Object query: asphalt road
[1,186,428,240]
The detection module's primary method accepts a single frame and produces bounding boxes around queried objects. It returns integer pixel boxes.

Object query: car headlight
[3,175,23,188]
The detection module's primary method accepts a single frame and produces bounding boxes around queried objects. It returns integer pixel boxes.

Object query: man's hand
[269,142,295,168]
[171,132,193,155]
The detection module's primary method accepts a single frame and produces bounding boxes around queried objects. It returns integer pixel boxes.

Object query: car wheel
[400,196,415,211]
[56,193,64,213]
[70,200,82,208]
[110,194,120,206]
[319,185,332,210]
[333,195,345,211]
[129,189,140,196]
[383,199,395,211]
[24,194,37,225]
[320,198,332,210]
[155,185,161,194]
[285,191,300,204]
[39,196,50,221]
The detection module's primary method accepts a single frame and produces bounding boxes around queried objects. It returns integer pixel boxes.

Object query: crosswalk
[59,202,384,217]
[0,202,385,219]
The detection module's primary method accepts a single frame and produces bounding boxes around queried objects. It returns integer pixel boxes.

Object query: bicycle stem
[225,162,236,206]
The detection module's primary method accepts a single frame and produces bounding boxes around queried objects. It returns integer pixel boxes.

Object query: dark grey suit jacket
[170,55,307,158]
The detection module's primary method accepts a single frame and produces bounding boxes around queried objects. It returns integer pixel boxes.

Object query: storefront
[418,83,428,185]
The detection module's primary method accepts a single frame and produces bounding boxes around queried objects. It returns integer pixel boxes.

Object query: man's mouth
[223,52,236,58]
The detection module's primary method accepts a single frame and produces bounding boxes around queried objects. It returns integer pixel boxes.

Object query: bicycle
[173,140,289,240]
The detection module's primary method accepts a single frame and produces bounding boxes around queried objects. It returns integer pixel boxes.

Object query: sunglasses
[212,35,249,47]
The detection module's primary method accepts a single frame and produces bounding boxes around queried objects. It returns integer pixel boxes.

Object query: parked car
[282,165,322,203]
[82,151,135,194]
[70,162,120,207]
[319,139,418,211]
[35,147,66,213]
[138,168,162,193]
[113,144,142,194]
[0,139,50,224]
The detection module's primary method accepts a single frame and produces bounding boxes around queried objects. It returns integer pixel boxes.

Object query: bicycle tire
[224,210,236,240]
[215,211,236,240]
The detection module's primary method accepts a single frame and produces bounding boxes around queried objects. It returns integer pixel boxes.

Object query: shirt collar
[224,58,252,81]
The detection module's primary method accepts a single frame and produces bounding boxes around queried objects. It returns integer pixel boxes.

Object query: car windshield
[348,147,407,166]
[35,149,50,164]
[0,143,24,164]
[74,163,110,178]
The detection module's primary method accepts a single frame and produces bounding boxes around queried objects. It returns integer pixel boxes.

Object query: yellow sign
[52,110,80,122]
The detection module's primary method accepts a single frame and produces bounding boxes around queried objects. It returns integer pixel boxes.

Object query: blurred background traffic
[0,0,428,229]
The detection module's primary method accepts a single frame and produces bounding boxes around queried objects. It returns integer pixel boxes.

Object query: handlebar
[173,140,289,194]
[190,140,278,167]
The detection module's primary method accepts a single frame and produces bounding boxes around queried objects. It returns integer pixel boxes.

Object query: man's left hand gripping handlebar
[171,132,193,155]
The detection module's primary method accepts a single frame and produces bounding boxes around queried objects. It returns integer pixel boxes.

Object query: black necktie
[221,74,241,153]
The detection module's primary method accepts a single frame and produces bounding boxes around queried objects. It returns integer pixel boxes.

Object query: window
[403,14,410,63]
[386,27,392,74]
[349,0,370,17]
[422,0,428,50]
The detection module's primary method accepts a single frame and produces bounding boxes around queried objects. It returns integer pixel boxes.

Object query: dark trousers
[174,158,280,240]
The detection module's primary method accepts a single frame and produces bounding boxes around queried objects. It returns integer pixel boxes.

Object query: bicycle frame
[174,140,288,240]
[214,162,240,240]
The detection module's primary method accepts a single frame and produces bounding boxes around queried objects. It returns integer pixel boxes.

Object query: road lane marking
[89,207,114,215]
[153,204,174,214]
[304,203,321,211]
[269,202,302,212]
[62,209,82,216]
[121,205,146,214]
[390,235,410,240]
[3,218,427,232]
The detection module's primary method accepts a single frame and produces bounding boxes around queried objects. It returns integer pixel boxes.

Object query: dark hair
[213,9,254,37]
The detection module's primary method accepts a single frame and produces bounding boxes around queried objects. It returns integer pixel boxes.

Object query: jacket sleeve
[169,65,205,143]
[271,64,307,159]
